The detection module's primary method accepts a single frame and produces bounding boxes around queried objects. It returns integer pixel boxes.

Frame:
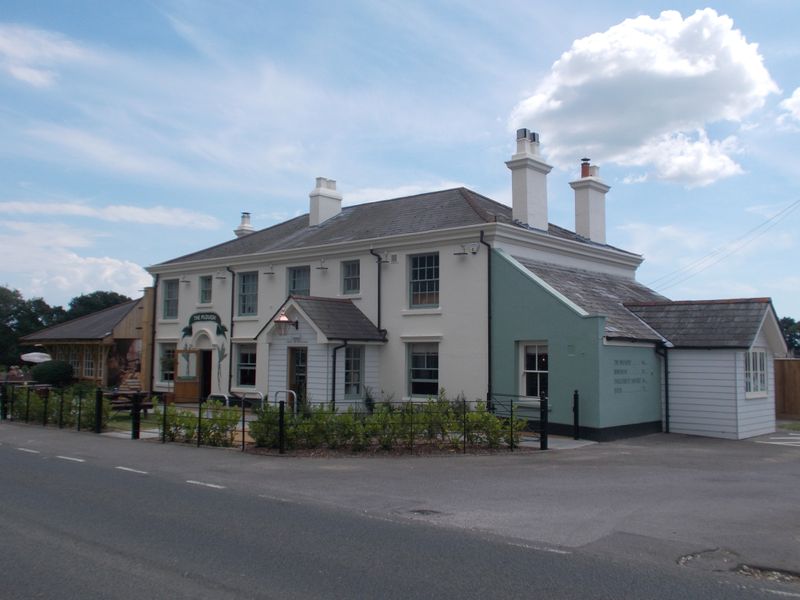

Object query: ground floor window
[745,348,767,396]
[522,343,548,398]
[409,343,438,397]
[160,343,176,382]
[83,350,95,378]
[69,349,80,373]
[344,346,363,398]
[237,344,257,387]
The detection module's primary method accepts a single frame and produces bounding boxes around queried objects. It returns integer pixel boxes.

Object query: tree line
[0,286,131,367]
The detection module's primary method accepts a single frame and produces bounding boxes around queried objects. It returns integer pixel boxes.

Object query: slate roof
[20,300,141,342]
[624,299,772,348]
[292,296,385,342]
[514,258,668,341]
[158,188,635,266]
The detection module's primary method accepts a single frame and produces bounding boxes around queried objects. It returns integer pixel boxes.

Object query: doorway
[288,347,307,411]
[200,350,212,400]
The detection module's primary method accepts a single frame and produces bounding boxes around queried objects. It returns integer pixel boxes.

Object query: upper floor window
[163,279,179,319]
[238,272,258,316]
[409,253,439,308]
[344,346,364,398]
[522,344,548,398]
[288,266,310,296]
[342,260,360,295]
[199,275,213,304]
[745,348,767,396]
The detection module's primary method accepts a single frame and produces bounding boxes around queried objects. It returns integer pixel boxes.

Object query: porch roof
[291,296,385,342]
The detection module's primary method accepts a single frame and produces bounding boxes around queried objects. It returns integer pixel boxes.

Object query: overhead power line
[648,198,800,293]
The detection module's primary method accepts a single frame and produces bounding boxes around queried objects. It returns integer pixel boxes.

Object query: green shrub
[31,360,73,387]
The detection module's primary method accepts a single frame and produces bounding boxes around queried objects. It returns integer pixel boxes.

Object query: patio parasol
[20,352,52,364]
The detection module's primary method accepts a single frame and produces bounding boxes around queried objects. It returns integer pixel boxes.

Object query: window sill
[340,294,362,299]
[158,318,179,323]
[196,303,213,308]
[745,392,768,400]
[401,307,442,316]
[234,316,260,322]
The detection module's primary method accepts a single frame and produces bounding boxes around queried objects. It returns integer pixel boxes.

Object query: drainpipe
[480,230,492,409]
[226,267,236,395]
[331,340,348,410]
[148,274,159,396]
[656,342,670,433]
[368,248,383,332]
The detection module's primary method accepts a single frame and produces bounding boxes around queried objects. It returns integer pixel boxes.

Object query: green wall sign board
[181,312,228,338]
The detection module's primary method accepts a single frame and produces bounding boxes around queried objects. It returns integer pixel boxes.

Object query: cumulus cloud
[0,23,99,87]
[0,200,221,229]
[778,87,800,125]
[510,9,778,186]
[0,222,151,304]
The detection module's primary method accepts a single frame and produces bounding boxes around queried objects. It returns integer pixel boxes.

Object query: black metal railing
[0,384,108,432]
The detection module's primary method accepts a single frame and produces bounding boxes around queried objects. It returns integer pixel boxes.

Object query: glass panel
[539,373,549,398]
[525,373,538,397]
[525,348,536,371]
[410,254,439,307]
[537,350,548,372]
[199,276,212,304]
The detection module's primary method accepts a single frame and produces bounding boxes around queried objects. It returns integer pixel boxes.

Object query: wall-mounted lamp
[454,243,480,256]
[214,270,227,280]
[263,264,275,276]
[315,257,328,271]
[273,310,299,336]
[180,275,191,284]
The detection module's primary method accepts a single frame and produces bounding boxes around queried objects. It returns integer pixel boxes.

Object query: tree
[66,291,131,320]
[780,317,800,357]
[0,285,65,367]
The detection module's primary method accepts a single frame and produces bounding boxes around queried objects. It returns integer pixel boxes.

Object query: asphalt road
[1,423,799,599]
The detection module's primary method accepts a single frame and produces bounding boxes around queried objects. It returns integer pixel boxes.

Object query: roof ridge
[292,295,354,304]
[626,297,770,307]
[458,188,492,223]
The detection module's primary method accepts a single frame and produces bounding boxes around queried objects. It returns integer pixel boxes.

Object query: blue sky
[0,1,798,318]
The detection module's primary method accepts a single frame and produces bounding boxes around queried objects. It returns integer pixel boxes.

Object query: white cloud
[0,23,99,87]
[617,222,709,266]
[0,221,151,304]
[0,200,221,229]
[510,9,778,186]
[778,87,800,125]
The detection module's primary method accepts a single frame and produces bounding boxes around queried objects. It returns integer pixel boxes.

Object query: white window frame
[163,279,179,319]
[159,343,176,382]
[69,349,80,373]
[520,343,548,399]
[409,253,439,308]
[341,260,360,295]
[199,275,213,304]
[288,266,310,296]
[83,350,95,378]
[238,272,258,316]
[408,342,439,397]
[745,347,767,398]
[344,346,364,398]
[236,344,257,387]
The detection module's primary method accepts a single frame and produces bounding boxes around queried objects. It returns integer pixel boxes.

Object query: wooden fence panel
[775,359,800,417]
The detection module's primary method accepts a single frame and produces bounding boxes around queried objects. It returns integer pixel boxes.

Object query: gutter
[479,230,492,408]
[148,274,159,396]
[226,267,236,395]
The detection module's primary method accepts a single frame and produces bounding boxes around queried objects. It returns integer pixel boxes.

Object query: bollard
[43,388,49,426]
[278,400,285,454]
[94,388,103,434]
[540,395,549,451]
[572,390,580,440]
[131,393,141,440]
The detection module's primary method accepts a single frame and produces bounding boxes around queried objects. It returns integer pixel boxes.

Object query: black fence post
[241,397,246,452]
[486,391,493,413]
[58,389,65,429]
[161,394,167,444]
[540,395,549,451]
[131,393,141,440]
[0,385,6,421]
[43,388,49,426]
[278,400,285,454]
[197,400,203,448]
[462,398,467,454]
[94,388,103,434]
[572,390,580,440]
[77,390,82,431]
[25,387,31,422]
[509,400,515,452]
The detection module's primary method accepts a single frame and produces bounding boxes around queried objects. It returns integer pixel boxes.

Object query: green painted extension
[490,249,661,434]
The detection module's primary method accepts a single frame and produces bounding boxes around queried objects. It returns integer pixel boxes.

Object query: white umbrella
[20,352,52,364]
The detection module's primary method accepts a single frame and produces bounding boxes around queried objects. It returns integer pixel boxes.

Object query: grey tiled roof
[20,300,141,342]
[514,258,668,341]
[293,296,385,342]
[158,188,635,266]
[624,299,771,348]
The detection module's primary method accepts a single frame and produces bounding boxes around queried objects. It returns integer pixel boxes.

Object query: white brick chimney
[234,211,255,237]
[570,158,610,244]
[309,177,342,226]
[506,129,552,231]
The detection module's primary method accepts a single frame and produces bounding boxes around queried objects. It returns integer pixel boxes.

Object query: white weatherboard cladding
[735,327,776,438]
[266,317,329,404]
[667,350,739,439]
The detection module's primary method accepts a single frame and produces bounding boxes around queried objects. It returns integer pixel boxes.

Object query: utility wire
[648,198,800,292]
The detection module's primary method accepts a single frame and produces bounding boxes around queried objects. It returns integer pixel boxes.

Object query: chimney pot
[580,158,591,178]
[234,211,255,238]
